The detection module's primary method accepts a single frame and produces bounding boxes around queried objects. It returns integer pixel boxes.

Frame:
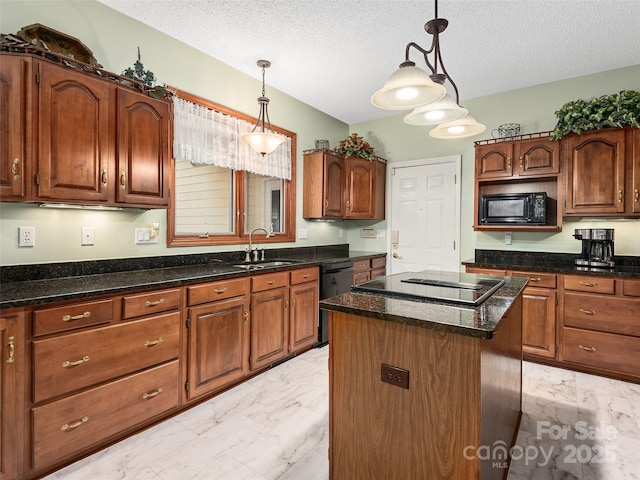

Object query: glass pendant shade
[403,94,468,126]
[429,114,487,139]
[242,131,285,155]
[371,65,446,110]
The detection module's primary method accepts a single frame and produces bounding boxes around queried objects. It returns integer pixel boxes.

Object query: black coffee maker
[573,228,615,268]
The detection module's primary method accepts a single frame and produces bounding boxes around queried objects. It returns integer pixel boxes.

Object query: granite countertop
[464,250,640,278]
[320,274,528,340]
[0,245,385,310]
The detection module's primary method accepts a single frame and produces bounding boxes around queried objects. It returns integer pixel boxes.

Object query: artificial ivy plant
[550,90,640,140]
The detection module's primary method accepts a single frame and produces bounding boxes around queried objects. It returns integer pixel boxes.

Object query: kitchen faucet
[245,225,273,262]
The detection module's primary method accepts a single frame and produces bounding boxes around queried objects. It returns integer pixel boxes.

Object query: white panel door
[389,157,460,274]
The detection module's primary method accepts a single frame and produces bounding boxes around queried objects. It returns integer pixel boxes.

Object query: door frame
[385,155,462,273]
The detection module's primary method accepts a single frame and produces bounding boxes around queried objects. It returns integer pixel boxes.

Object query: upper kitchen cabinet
[563,127,639,217]
[0,52,171,209]
[303,149,386,220]
[473,132,562,231]
[475,135,560,180]
[0,55,31,200]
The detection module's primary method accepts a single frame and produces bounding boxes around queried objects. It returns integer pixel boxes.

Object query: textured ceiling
[97,0,640,124]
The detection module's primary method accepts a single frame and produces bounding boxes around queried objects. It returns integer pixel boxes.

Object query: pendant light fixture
[241,60,285,155]
[371,0,485,138]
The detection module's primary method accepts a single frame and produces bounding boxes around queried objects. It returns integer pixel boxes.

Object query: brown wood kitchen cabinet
[473,132,562,231]
[560,275,640,382]
[186,277,251,400]
[288,267,319,353]
[466,266,557,360]
[28,289,181,475]
[1,311,22,480]
[0,55,31,201]
[0,52,171,208]
[303,150,385,220]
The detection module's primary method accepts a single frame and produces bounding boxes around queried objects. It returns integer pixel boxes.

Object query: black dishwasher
[316,261,354,347]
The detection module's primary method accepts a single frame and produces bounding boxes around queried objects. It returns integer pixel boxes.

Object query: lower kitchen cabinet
[560,275,640,381]
[1,312,22,480]
[289,268,319,352]
[185,277,250,400]
[353,255,387,285]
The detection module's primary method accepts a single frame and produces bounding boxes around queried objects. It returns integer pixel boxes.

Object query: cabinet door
[564,129,626,214]
[1,314,19,480]
[475,142,514,179]
[344,157,375,218]
[116,88,170,207]
[522,287,557,359]
[250,287,288,370]
[289,282,318,352]
[0,55,30,200]
[36,61,112,203]
[187,295,249,399]
[324,154,345,217]
[632,128,640,213]
[514,137,560,176]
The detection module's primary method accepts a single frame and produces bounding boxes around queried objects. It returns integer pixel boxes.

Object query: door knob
[392,253,403,259]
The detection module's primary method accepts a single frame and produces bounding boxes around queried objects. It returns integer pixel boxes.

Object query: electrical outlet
[505,232,512,245]
[18,226,35,247]
[81,227,95,246]
[381,363,410,389]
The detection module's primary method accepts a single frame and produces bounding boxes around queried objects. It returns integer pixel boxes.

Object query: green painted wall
[1,0,639,267]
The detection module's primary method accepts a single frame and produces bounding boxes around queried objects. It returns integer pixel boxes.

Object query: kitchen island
[320,271,527,480]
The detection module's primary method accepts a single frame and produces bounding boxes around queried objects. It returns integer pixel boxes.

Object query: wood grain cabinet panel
[289,279,318,352]
[187,277,250,306]
[122,288,181,319]
[250,285,289,370]
[0,54,31,200]
[32,360,179,470]
[32,312,180,402]
[33,298,113,336]
[564,275,615,294]
[1,312,21,480]
[563,292,639,337]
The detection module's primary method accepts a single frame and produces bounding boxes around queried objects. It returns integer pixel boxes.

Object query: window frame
[167,88,296,247]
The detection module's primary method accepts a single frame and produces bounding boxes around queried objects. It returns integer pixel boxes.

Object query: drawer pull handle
[6,336,15,364]
[529,277,542,282]
[61,416,89,431]
[244,310,249,324]
[635,188,639,202]
[266,280,276,285]
[144,337,164,347]
[12,158,20,179]
[214,288,228,294]
[62,311,91,322]
[101,167,107,187]
[62,356,90,368]
[578,281,598,287]
[302,274,310,279]
[120,170,126,189]
[144,298,165,307]
[142,387,163,399]
[618,189,623,203]
[579,308,596,316]
[578,344,596,352]
[292,298,296,308]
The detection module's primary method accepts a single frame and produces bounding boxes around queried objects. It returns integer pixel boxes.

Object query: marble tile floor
[43,346,640,480]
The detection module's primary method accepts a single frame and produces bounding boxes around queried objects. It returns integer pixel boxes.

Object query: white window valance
[172,96,291,180]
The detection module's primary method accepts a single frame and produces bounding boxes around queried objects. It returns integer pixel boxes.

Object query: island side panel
[328,311,482,480]
[480,294,523,479]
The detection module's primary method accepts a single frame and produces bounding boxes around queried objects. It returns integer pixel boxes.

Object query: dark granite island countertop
[320,274,528,339]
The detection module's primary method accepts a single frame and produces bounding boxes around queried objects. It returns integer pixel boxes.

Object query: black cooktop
[351,270,505,306]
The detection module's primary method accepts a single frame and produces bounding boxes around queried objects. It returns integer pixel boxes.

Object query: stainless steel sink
[231,260,299,270]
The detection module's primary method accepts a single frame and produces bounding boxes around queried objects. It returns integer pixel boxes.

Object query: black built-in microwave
[480,192,547,225]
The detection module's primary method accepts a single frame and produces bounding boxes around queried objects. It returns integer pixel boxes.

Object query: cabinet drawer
[122,288,181,319]
[371,256,386,269]
[33,299,114,336]
[32,360,179,469]
[33,312,180,402]
[353,259,371,272]
[623,279,640,297]
[561,327,640,377]
[290,267,318,285]
[251,271,289,292]
[370,268,386,280]
[511,271,556,288]
[353,272,369,285]
[563,275,614,294]
[188,277,250,306]
[563,292,640,337]
[465,267,507,276]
